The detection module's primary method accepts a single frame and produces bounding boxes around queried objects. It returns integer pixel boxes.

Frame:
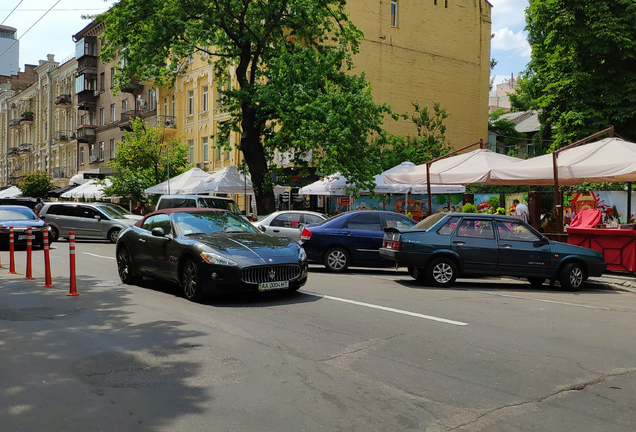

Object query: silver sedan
[255,210,326,241]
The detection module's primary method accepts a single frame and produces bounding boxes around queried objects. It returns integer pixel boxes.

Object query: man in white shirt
[513,199,529,223]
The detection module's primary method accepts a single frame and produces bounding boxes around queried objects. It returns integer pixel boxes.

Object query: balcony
[213,107,231,121]
[118,110,142,131]
[77,55,98,76]
[55,130,73,142]
[18,143,32,153]
[77,90,96,110]
[55,94,72,108]
[7,175,23,185]
[19,113,34,125]
[8,148,20,157]
[121,79,144,94]
[143,113,177,129]
[76,124,97,144]
[8,119,20,129]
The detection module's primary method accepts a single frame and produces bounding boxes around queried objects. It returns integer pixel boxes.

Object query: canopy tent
[298,162,465,196]
[69,173,89,185]
[61,179,112,199]
[489,138,636,185]
[186,165,287,195]
[0,186,21,198]
[48,184,79,198]
[145,167,213,195]
[383,149,523,185]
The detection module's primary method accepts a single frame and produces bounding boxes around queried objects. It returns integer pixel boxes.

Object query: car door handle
[501,243,512,248]
[343,231,352,236]
[452,240,465,245]
[273,229,280,233]
[139,239,146,243]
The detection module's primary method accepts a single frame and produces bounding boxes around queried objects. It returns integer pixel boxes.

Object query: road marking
[302,291,468,326]
[479,291,610,310]
[82,252,116,260]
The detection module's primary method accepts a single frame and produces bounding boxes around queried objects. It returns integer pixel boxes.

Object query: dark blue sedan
[300,210,416,272]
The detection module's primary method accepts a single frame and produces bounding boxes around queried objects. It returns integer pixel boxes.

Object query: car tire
[426,257,457,288]
[408,266,427,283]
[181,258,205,302]
[117,245,141,285]
[324,247,350,272]
[108,228,121,244]
[527,277,546,287]
[560,262,585,291]
[49,226,59,242]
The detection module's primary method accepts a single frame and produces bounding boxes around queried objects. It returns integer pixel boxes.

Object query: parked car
[300,210,417,272]
[380,212,607,290]
[0,197,42,210]
[39,202,142,243]
[0,205,50,248]
[255,211,327,241]
[156,195,242,216]
[116,208,308,301]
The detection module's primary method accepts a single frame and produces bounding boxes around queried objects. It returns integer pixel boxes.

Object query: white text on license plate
[258,281,289,291]
[17,235,26,240]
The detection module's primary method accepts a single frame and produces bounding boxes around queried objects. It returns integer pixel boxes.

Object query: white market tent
[383,149,523,185]
[188,165,252,195]
[145,167,213,195]
[61,179,112,199]
[0,186,21,198]
[489,137,636,185]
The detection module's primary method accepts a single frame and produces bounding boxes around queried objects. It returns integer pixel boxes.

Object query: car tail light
[383,240,402,251]
[300,227,312,241]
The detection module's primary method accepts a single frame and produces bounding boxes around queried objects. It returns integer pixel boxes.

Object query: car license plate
[17,235,26,240]
[258,281,289,291]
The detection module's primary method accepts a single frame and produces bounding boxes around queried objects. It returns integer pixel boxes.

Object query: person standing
[513,199,528,223]
[133,201,144,215]
[34,198,44,216]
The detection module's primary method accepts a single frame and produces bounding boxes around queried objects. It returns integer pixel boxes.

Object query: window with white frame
[110,138,116,159]
[99,141,104,161]
[110,104,116,122]
[203,137,208,161]
[149,89,156,111]
[89,143,95,158]
[171,95,175,116]
[99,108,105,126]
[80,147,84,164]
[122,99,128,113]
[163,97,167,115]
[202,86,208,112]
[391,0,398,27]
[188,91,194,115]
[188,139,194,163]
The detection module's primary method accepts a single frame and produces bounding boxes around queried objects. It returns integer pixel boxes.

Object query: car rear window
[159,198,196,209]
[413,213,447,231]
[198,197,241,214]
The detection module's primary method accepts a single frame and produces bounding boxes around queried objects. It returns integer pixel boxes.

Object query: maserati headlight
[200,252,238,266]
[298,247,307,262]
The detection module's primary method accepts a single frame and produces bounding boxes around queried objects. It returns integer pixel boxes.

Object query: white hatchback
[255,211,326,241]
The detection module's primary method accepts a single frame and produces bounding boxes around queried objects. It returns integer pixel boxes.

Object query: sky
[0,0,530,86]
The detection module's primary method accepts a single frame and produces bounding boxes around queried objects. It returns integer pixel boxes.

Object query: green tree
[103,119,190,202]
[17,171,53,198]
[378,102,450,171]
[510,0,636,149]
[100,0,391,213]
[488,109,525,156]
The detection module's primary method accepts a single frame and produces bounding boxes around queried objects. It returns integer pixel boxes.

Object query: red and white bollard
[43,230,54,287]
[9,226,16,274]
[25,227,33,280]
[68,231,79,296]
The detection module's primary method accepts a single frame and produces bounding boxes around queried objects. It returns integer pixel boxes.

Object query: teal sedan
[380,213,606,290]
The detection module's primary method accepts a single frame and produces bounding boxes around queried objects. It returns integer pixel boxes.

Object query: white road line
[82,252,116,260]
[479,291,610,310]
[302,291,468,326]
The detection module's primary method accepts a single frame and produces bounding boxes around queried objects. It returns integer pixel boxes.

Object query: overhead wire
[0,0,61,63]
[0,0,24,26]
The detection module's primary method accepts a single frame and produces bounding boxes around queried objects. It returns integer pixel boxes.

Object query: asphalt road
[1,241,636,432]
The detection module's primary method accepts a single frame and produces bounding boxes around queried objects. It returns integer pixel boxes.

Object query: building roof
[500,110,541,133]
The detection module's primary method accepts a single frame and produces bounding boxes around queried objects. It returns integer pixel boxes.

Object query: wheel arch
[322,243,353,264]
[556,257,589,279]
[177,251,201,285]
[430,250,464,274]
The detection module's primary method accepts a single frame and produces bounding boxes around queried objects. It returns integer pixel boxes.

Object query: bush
[462,203,477,213]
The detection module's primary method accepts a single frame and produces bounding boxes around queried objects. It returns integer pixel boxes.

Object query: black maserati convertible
[116,208,308,301]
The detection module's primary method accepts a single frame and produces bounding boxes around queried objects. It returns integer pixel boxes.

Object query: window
[163,97,167,115]
[110,68,115,88]
[188,139,194,163]
[226,135,231,160]
[80,148,84,165]
[99,141,104,161]
[203,137,209,161]
[79,206,100,220]
[99,73,105,92]
[43,122,47,141]
[303,214,324,225]
[122,99,128,113]
[110,138,116,159]
[497,221,540,242]
[272,213,302,228]
[110,104,116,123]
[202,86,208,112]
[89,143,95,158]
[142,214,172,235]
[216,142,221,161]
[437,216,460,236]
[384,213,416,229]
[456,219,495,239]
[149,89,156,110]
[99,108,105,126]
[171,95,175,116]
[346,213,382,231]
[391,0,398,27]
[188,90,194,115]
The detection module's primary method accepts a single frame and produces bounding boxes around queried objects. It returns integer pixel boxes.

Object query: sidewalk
[589,272,636,294]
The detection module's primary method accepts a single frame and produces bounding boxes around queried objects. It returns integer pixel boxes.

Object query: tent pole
[426,162,432,216]
[628,182,632,223]
[553,152,562,234]
[405,190,409,215]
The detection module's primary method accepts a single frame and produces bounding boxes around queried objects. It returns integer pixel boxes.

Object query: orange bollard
[9,227,16,274]
[68,231,79,296]
[25,227,33,280]
[43,230,54,287]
